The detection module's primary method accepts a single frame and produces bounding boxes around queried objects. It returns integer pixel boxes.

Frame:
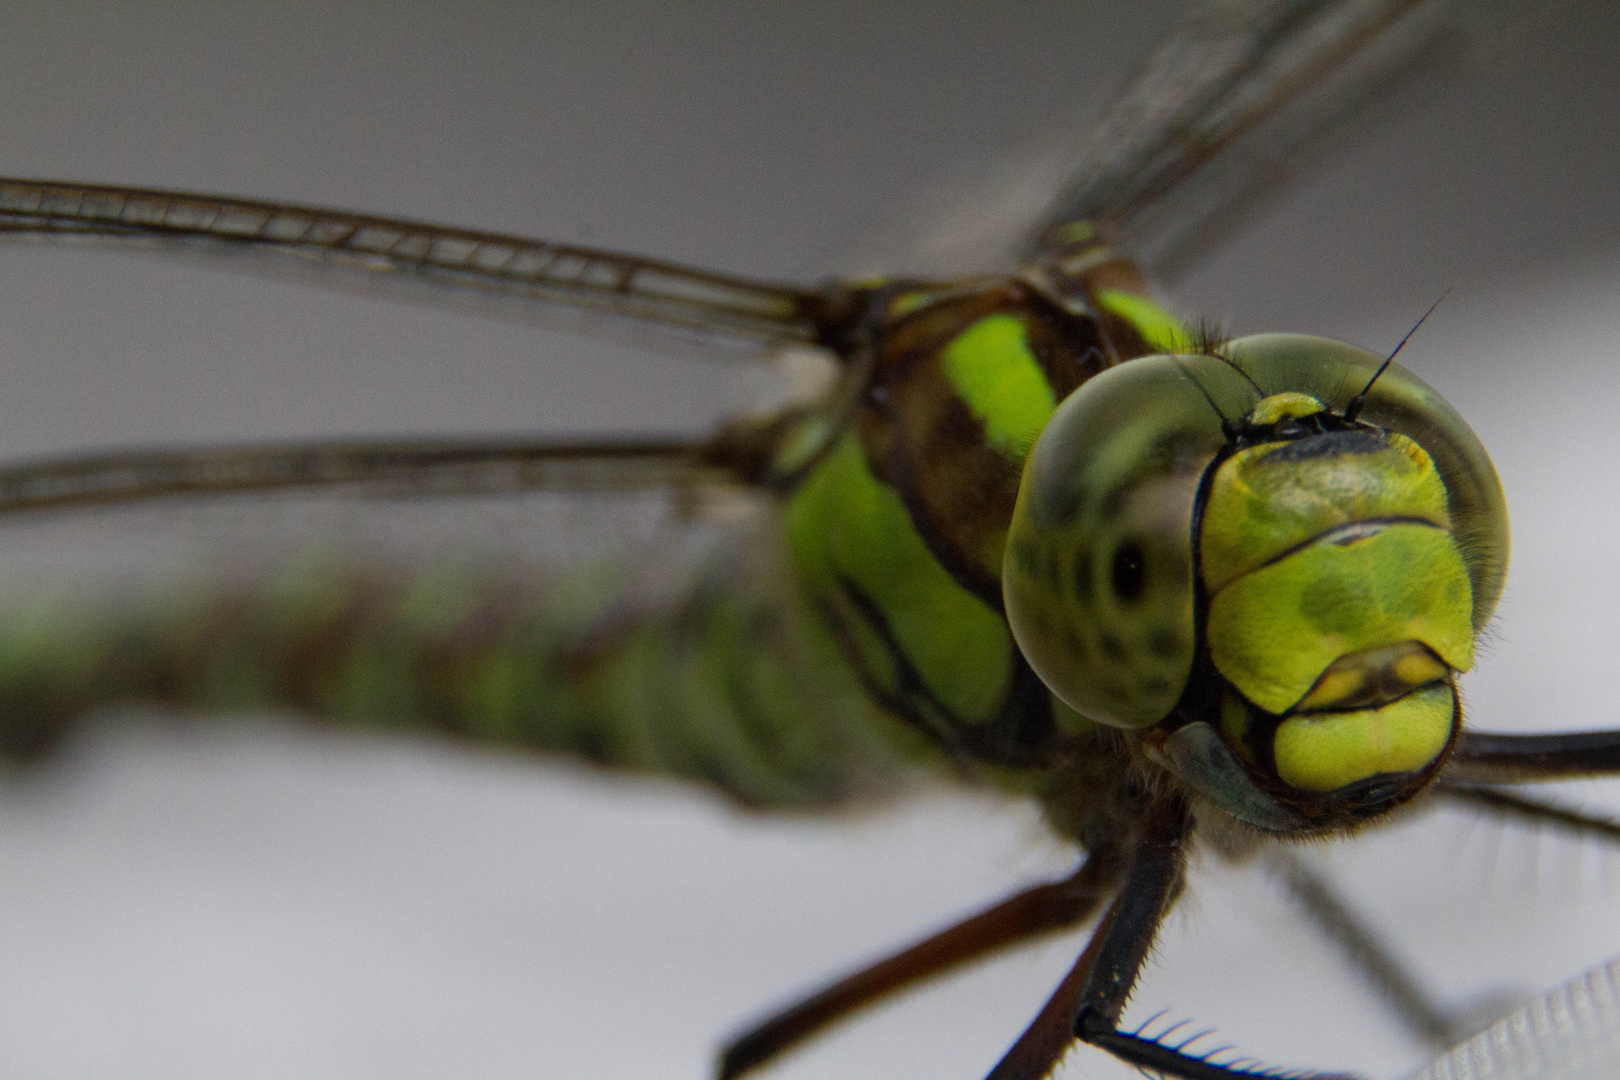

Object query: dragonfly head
[1003,335,1509,833]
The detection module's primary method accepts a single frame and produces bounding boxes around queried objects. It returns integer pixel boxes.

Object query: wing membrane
[0,178,826,356]
[1025,0,1558,279]
[0,437,730,518]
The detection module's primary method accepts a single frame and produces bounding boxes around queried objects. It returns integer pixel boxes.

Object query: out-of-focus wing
[0,178,828,357]
[1024,0,1560,281]
[1407,956,1620,1080]
[0,437,724,518]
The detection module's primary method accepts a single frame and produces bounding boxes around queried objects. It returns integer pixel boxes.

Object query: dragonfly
[0,2,1617,1079]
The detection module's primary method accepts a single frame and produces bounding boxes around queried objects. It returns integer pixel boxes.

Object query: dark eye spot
[1146,627,1183,660]
[1072,550,1093,605]
[1111,541,1147,603]
[1100,632,1128,662]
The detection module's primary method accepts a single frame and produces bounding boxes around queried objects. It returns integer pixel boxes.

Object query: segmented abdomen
[0,511,927,810]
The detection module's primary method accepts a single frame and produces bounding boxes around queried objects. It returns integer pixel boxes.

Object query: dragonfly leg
[1444,729,1620,785]
[987,792,1356,1080]
[1437,784,1620,843]
[1267,848,1457,1050]
[716,849,1122,1080]
[983,790,1193,1079]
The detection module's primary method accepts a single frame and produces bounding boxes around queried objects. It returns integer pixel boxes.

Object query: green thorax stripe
[784,433,1015,731]
[941,313,1057,460]
[1094,289,1196,354]
[778,304,1077,740]
[861,296,1101,603]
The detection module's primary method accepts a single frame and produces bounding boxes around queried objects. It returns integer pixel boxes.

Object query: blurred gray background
[0,3,1617,1079]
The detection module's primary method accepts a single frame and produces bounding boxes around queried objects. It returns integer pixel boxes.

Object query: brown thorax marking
[1023,221,1161,361]
[855,277,1111,607]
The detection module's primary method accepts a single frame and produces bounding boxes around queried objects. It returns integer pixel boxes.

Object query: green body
[0,242,1509,848]
[0,533,924,808]
[0,255,1154,836]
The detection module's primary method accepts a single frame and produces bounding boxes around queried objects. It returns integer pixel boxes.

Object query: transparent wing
[1024,0,1560,280]
[0,173,907,810]
[0,178,829,358]
[1408,957,1620,1080]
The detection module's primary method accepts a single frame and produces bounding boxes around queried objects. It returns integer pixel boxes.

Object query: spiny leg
[988,791,1356,1080]
[979,876,1121,1080]
[1438,784,1620,844]
[716,850,1123,1080]
[1267,847,1456,1050]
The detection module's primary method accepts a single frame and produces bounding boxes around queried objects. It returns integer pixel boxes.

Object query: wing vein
[0,177,830,355]
[0,438,733,517]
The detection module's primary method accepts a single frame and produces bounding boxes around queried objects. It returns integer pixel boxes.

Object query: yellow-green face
[1200,395,1472,796]
[1003,336,1509,830]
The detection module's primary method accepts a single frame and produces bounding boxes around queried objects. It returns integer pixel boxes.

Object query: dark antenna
[1343,288,1452,421]
[1214,350,1267,400]
[1171,357,1241,439]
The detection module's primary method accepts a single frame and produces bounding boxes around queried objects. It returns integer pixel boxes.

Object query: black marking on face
[1258,429,1386,464]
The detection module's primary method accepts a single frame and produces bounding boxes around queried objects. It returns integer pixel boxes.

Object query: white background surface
[0,3,1617,1079]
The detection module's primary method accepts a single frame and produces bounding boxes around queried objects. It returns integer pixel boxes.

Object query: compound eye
[1005,355,1249,729]
[1111,541,1147,604]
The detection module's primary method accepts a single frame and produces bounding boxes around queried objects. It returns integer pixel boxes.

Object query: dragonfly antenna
[1172,357,1240,438]
[1213,350,1267,401]
[1343,288,1452,421]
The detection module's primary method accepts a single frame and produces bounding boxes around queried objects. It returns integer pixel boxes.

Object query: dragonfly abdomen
[0,537,927,809]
